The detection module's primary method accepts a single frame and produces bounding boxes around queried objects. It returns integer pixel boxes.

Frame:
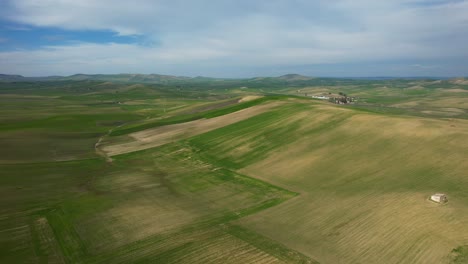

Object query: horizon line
[1,73,465,79]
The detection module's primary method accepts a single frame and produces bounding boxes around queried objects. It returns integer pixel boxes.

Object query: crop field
[1,144,311,263]
[100,99,283,156]
[191,102,468,263]
[179,101,468,263]
[1,78,468,263]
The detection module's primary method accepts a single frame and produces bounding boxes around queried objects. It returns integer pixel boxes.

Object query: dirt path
[94,124,126,162]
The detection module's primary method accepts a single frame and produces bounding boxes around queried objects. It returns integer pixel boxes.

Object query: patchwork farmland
[1,77,468,263]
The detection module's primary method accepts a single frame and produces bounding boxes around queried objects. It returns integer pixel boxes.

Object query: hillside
[99,95,468,263]
[0,73,333,85]
[1,79,467,263]
[277,73,314,81]
[449,78,468,85]
[0,73,200,84]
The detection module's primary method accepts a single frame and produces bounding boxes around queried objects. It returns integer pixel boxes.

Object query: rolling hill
[1,78,467,263]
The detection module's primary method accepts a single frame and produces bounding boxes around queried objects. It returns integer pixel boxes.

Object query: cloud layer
[1,0,468,77]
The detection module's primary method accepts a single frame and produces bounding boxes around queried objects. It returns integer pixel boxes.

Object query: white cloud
[1,0,468,76]
[3,25,31,31]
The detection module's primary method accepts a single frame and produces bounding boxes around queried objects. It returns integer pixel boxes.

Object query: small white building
[430,193,447,203]
[311,95,329,100]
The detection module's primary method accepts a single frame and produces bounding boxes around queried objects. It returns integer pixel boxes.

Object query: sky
[0,0,467,77]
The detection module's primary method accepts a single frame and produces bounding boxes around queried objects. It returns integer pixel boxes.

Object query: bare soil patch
[238,95,263,103]
[438,88,468,93]
[406,85,424,90]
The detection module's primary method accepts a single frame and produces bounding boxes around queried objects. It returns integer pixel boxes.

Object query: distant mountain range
[0,73,460,84]
[0,73,316,84]
[0,73,195,83]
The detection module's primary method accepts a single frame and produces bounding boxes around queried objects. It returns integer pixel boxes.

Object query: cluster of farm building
[310,94,356,104]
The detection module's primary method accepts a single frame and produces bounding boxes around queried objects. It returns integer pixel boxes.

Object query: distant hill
[0,73,216,84]
[0,74,27,82]
[0,74,63,82]
[448,78,468,85]
[63,73,193,83]
[246,74,315,85]
[277,74,314,81]
[0,73,313,84]
[0,73,457,85]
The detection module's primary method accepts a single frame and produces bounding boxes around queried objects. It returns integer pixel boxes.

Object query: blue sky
[0,0,467,77]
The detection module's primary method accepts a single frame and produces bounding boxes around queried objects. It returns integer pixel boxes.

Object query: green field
[1,77,467,263]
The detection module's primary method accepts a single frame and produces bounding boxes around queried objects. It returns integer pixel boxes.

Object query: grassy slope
[0,81,228,163]
[0,142,314,263]
[109,95,287,136]
[186,99,468,263]
[451,245,468,263]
